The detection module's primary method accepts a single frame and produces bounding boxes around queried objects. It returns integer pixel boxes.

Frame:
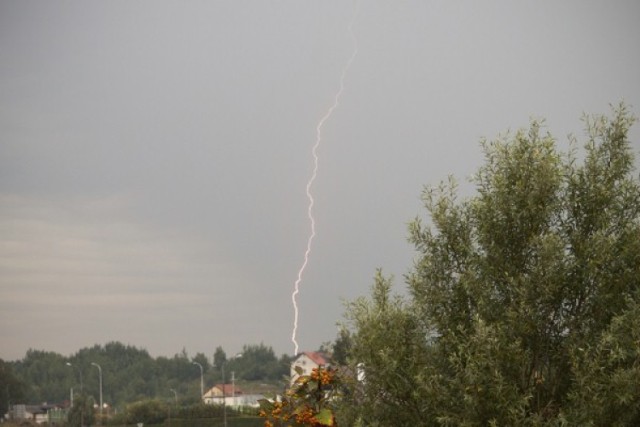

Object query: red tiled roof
[203,384,243,397]
[214,384,242,395]
[303,351,329,366]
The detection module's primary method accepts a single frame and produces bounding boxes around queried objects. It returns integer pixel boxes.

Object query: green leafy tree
[340,105,640,425]
[229,343,288,381]
[331,329,353,366]
[0,359,26,415]
[67,394,95,427]
[214,346,227,370]
[192,352,210,372]
[340,272,437,426]
[12,349,72,404]
[122,398,169,425]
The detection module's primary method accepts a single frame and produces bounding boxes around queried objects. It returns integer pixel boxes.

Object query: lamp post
[91,362,103,421]
[65,362,83,393]
[192,362,204,399]
[66,362,84,427]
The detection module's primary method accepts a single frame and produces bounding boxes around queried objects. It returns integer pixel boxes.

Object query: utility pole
[213,360,228,427]
[231,371,235,400]
[221,365,227,427]
[91,363,103,423]
[192,362,204,399]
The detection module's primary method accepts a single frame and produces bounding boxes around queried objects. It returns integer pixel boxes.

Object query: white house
[202,384,264,409]
[290,351,330,385]
[203,383,239,404]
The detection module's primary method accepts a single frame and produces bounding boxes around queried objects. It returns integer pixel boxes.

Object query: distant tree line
[2,341,292,411]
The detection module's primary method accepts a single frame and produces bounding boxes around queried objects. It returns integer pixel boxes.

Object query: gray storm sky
[1,1,639,361]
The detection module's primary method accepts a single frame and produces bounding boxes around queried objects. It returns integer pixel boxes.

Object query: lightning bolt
[291,0,360,356]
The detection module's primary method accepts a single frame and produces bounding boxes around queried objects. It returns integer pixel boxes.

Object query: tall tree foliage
[341,272,436,426]
[213,346,227,369]
[340,105,640,425]
[227,343,290,382]
[14,350,73,404]
[0,359,25,415]
[67,394,95,427]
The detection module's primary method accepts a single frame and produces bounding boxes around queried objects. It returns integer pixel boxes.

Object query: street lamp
[192,362,204,399]
[91,362,103,421]
[65,362,83,393]
[66,362,84,427]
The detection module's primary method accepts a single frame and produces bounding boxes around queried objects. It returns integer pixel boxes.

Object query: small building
[290,351,330,385]
[202,384,263,408]
[7,403,66,424]
[203,383,242,401]
[203,383,242,405]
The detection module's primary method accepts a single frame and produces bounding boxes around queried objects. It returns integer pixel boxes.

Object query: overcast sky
[1,1,639,362]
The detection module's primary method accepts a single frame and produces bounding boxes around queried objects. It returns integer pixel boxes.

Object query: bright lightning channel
[291,0,360,356]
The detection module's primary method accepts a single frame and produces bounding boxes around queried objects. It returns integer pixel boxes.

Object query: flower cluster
[309,367,335,386]
[258,366,340,427]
